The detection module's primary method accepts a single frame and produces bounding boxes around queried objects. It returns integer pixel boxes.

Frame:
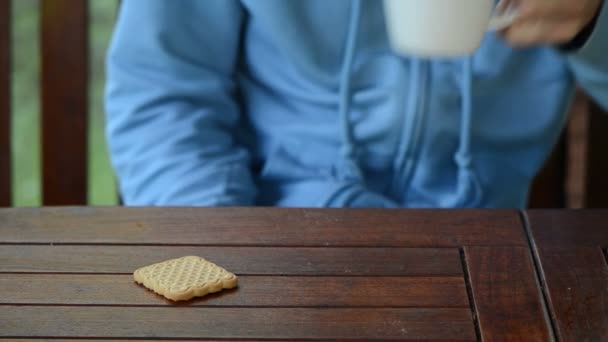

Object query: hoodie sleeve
[566,1,608,110]
[105,0,257,206]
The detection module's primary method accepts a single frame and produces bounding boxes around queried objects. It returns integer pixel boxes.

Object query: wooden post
[40,0,89,205]
[0,0,11,207]
[585,99,608,207]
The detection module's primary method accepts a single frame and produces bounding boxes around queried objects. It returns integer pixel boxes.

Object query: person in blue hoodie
[105,0,608,208]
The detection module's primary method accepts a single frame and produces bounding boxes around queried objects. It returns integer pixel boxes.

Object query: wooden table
[0,207,606,341]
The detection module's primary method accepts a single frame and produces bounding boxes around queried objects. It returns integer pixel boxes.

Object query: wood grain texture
[0,207,527,246]
[0,274,469,308]
[0,0,10,207]
[464,246,552,341]
[0,245,463,276]
[527,210,608,246]
[535,247,608,341]
[40,0,88,205]
[0,307,476,340]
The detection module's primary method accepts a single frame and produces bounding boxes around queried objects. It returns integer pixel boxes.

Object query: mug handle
[487,2,519,31]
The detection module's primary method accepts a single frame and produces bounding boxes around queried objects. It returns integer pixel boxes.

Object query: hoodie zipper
[391,59,429,202]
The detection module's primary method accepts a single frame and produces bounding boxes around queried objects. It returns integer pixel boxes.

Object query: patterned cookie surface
[134,256,238,301]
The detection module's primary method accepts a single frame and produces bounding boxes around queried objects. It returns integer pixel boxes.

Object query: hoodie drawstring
[336,0,363,182]
[320,0,371,207]
[439,57,482,207]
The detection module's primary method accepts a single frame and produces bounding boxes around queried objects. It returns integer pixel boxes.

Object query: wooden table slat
[0,246,463,276]
[0,274,469,308]
[527,209,608,340]
[0,207,526,246]
[535,247,608,341]
[527,210,608,246]
[464,246,553,341]
[0,307,476,340]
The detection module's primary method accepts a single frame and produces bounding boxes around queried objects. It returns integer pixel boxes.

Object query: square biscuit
[134,256,238,301]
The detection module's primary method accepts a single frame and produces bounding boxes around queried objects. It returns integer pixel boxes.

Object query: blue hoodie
[106,0,608,208]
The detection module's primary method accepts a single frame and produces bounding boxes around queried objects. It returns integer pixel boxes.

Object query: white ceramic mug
[384,0,518,57]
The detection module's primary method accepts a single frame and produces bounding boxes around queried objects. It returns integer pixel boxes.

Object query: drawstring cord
[320,0,367,207]
[336,0,363,182]
[439,57,482,207]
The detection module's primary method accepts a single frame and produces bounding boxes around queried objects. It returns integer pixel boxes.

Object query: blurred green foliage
[11,0,118,206]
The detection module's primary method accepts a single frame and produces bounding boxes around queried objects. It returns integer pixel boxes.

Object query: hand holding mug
[384,0,520,57]
[500,0,603,47]
[383,0,604,58]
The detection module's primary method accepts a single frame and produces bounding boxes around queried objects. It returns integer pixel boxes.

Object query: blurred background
[11,0,118,206]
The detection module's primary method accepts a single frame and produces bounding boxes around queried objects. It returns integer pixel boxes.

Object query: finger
[516,0,582,21]
[503,20,580,47]
[503,21,547,47]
